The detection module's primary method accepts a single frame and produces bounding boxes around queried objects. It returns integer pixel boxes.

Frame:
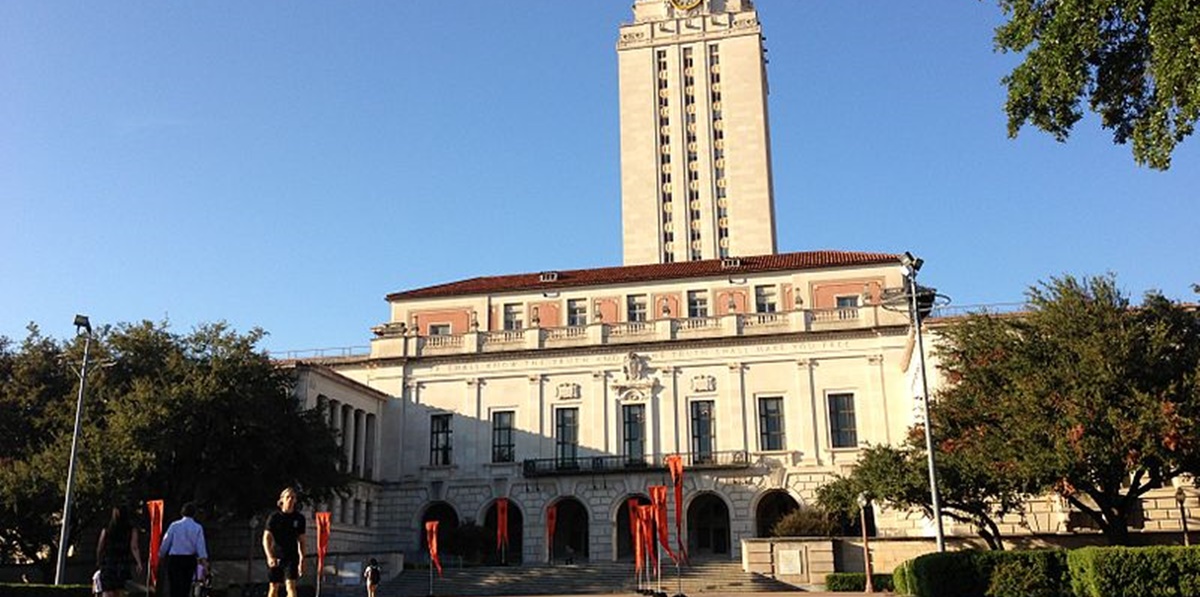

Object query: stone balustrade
[372,306,907,359]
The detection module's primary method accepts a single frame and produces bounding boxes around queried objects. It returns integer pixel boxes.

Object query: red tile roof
[387,250,901,301]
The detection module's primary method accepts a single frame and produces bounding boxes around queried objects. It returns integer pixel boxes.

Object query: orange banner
[425,520,442,576]
[315,512,331,576]
[666,454,687,562]
[146,500,164,586]
[546,503,557,559]
[638,505,657,569]
[649,486,678,563]
[496,498,509,550]
[632,504,643,575]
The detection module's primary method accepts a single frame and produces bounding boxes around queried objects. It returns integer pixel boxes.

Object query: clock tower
[617,0,777,265]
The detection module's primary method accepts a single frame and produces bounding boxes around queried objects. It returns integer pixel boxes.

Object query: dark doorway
[549,497,589,562]
[615,494,651,559]
[483,500,525,564]
[419,501,459,559]
[755,490,800,537]
[687,492,730,556]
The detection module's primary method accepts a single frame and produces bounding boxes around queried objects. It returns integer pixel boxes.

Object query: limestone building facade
[287,0,933,566]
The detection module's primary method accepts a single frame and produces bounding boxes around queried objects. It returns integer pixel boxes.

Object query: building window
[430,414,452,466]
[364,501,372,528]
[758,397,785,451]
[627,294,648,322]
[428,323,451,336]
[503,304,523,330]
[556,408,579,467]
[687,290,709,318]
[567,299,588,326]
[835,295,860,320]
[755,285,778,313]
[353,499,361,525]
[492,410,515,463]
[827,393,858,449]
[690,400,716,464]
[622,404,646,465]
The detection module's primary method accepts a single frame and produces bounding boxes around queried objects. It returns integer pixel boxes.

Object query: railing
[742,312,787,328]
[608,321,653,337]
[521,449,751,478]
[680,316,720,330]
[481,329,525,347]
[423,334,462,350]
[269,346,371,360]
[546,326,588,340]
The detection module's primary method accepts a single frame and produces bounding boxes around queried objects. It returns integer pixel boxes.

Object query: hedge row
[825,572,896,592]
[0,584,91,597]
[894,546,1200,597]
[892,549,1068,597]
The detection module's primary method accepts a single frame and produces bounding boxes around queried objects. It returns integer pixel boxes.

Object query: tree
[994,1,1200,169]
[934,274,1200,544]
[815,442,1029,550]
[0,321,349,579]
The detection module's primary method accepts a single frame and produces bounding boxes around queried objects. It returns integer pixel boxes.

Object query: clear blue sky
[3,1,1197,354]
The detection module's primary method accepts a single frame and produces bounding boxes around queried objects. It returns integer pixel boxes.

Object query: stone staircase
[376,558,800,596]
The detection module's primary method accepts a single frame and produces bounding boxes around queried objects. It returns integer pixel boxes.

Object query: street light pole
[857,493,875,593]
[1176,487,1191,547]
[55,315,93,585]
[902,253,947,553]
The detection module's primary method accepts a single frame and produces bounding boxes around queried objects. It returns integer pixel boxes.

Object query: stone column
[796,359,821,466]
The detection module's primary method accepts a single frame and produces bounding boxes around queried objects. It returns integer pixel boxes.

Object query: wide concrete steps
[378,559,799,596]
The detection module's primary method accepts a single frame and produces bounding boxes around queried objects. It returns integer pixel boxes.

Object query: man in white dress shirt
[158,502,208,597]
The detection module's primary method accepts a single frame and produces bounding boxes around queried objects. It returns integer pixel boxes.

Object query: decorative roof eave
[386,250,901,302]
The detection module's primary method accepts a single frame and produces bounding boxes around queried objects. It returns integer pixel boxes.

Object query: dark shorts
[268,560,300,583]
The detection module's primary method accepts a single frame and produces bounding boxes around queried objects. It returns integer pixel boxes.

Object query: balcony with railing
[521,449,751,478]
[369,305,910,359]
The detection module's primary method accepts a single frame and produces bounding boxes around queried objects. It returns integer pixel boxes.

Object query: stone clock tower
[618,0,777,266]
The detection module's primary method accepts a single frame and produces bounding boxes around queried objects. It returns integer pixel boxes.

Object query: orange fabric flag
[649,486,678,563]
[425,521,442,576]
[666,454,688,562]
[315,512,331,576]
[146,500,164,586]
[496,498,509,550]
[546,503,557,558]
[632,505,644,575]
[638,505,657,569]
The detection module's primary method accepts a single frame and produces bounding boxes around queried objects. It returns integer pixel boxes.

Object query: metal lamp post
[901,252,947,553]
[857,493,875,593]
[54,314,93,585]
[1177,487,1191,547]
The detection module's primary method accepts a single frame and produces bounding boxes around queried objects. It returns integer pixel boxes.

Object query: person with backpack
[363,558,381,597]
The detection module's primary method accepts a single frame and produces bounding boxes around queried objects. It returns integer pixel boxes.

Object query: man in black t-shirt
[262,488,306,597]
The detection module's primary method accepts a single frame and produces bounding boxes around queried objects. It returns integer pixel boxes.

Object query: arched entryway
[615,494,651,559]
[755,490,800,537]
[419,501,459,558]
[548,496,589,563]
[483,499,525,564]
[687,492,730,556]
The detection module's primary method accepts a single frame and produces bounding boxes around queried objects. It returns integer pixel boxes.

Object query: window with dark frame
[758,396,785,451]
[567,299,588,326]
[690,400,716,464]
[687,290,709,318]
[430,413,452,466]
[622,404,646,464]
[755,285,778,313]
[492,410,515,463]
[503,304,523,331]
[627,294,648,322]
[827,393,858,448]
[556,407,579,466]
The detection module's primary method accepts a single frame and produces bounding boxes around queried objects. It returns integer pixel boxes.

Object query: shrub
[770,506,837,537]
[825,572,895,592]
[901,549,1068,597]
[985,551,1068,597]
[1068,545,1200,597]
[893,559,914,596]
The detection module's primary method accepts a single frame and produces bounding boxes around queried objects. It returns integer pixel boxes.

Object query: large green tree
[0,321,349,579]
[995,0,1200,169]
[934,274,1200,544]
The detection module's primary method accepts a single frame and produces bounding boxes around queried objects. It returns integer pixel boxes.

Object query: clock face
[670,0,703,11]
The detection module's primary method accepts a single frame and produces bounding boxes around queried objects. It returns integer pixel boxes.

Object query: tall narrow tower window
[655,49,675,263]
[709,44,730,258]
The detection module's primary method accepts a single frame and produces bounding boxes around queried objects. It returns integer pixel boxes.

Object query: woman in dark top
[96,506,144,597]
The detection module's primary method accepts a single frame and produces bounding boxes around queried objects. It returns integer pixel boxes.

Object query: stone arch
[418,501,460,556]
[548,495,589,562]
[686,491,731,556]
[754,489,801,537]
[481,498,525,564]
